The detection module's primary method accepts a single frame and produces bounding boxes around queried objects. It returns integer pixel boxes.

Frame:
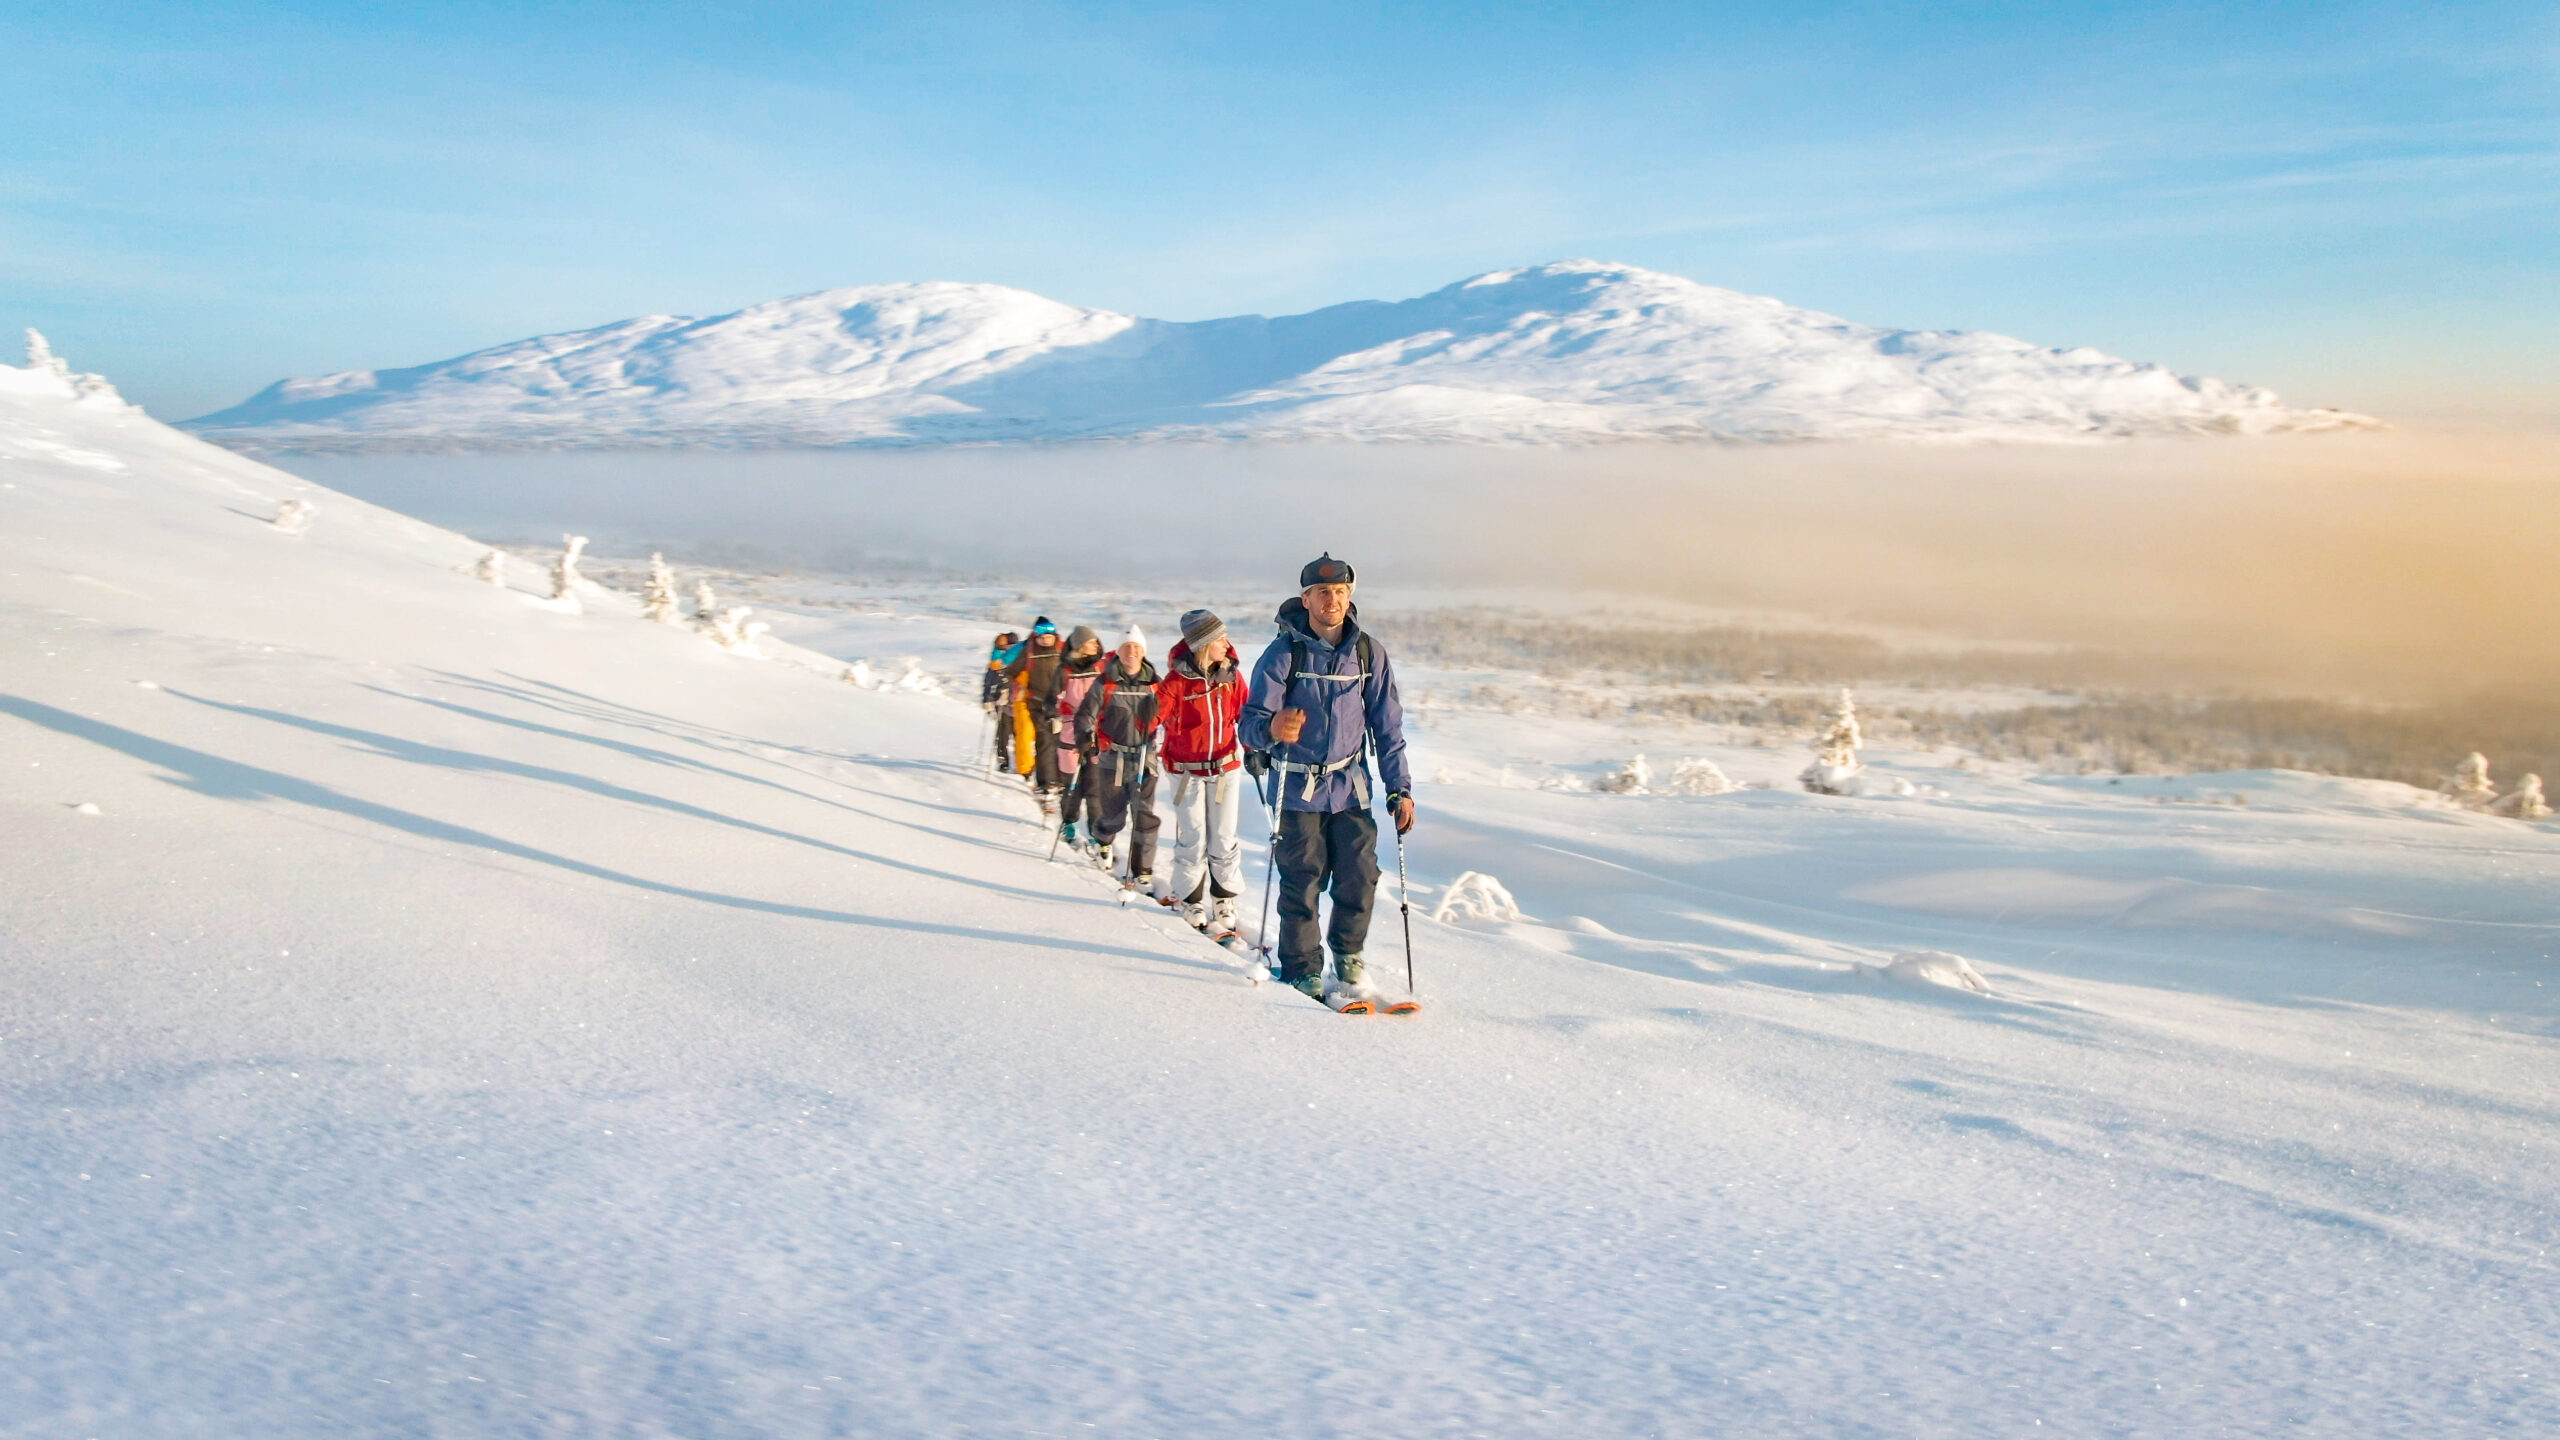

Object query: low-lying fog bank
[290,430,2559,703]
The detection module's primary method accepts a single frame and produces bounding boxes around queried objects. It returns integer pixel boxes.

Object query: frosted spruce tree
[2495,774,2551,820]
[549,534,590,603]
[473,549,505,585]
[2443,752,2497,810]
[269,498,315,536]
[1800,689,1865,795]
[641,553,680,623]
[692,579,720,628]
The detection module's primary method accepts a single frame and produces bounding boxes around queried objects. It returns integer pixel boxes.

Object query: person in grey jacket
[1237,553,1414,1000]
[1074,626,1164,889]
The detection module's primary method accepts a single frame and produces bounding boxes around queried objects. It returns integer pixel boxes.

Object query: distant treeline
[1396,609,2560,789]
[1389,609,2241,693]
[1903,694,2560,790]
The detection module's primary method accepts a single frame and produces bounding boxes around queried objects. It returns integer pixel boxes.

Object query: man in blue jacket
[1239,553,1415,1001]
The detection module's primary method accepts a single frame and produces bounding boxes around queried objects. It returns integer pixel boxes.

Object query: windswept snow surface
[183,262,2378,450]
[6,362,2554,1438]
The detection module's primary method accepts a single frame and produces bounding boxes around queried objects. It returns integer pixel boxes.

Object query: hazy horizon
[284,426,2560,703]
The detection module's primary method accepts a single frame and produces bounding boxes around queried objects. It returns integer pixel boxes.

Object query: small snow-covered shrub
[2495,774,2551,820]
[1594,754,1653,794]
[1665,757,1733,795]
[1432,871,1522,925]
[693,579,720,625]
[842,662,873,688]
[891,657,940,694]
[473,549,505,586]
[23,329,120,402]
[269,498,314,536]
[549,534,589,603]
[2443,752,2497,809]
[641,553,680,623]
[706,605,768,655]
[1800,689,1864,795]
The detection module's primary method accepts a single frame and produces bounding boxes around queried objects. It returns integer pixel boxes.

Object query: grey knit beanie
[1179,608,1227,653]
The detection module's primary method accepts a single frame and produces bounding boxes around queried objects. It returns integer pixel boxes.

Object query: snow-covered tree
[641,553,680,623]
[1665,757,1734,795]
[25,328,67,381]
[269,498,315,536]
[692,579,719,627]
[25,329,122,402]
[1431,871,1523,925]
[2443,752,2497,809]
[1800,689,1864,795]
[473,549,505,585]
[549,535,589,602]
[841,662,874,688]
[2494,773,2551,820]
[1594,754,1653,794]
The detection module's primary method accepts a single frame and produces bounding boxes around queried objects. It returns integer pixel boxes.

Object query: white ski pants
[1164,768,1244,906]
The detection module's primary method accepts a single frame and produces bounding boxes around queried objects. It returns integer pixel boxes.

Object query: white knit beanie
[1122,624,1147,650]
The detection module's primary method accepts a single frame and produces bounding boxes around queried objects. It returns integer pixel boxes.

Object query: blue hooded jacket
[1238,597,1411,813]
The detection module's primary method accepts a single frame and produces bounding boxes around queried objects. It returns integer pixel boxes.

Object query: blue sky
[5,1,2554,420]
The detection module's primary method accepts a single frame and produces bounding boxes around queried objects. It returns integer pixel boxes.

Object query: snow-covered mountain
[183,261,2377,450]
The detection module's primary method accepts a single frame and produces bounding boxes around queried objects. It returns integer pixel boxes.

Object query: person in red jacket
[1154,608,1249,940]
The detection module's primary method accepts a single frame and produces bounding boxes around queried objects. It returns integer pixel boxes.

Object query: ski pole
[1395,820,1415,995]
[1254,767,1281,960]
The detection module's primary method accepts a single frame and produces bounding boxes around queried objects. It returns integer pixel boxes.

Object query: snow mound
[182,262,2377,450]
[1868,950,1992,995]
[1431,870,1524,924]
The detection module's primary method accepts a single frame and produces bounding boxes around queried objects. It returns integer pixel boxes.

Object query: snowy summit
[182,262,2376,450]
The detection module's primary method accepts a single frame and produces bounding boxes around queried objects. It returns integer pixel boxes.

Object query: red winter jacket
[1154,640,1247,775]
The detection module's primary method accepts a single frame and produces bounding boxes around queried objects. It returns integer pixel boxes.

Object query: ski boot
[1058,820,1080,852]
[1092,837,1115,873]
[1334,952,1366,989]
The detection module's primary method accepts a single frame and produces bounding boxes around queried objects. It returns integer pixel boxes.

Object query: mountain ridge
[183,260,2379,450]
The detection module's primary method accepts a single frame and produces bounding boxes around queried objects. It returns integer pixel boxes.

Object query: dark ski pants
[991,708,1013,772]
[1031,720,1062,792]
[1273,807,1379,984]
[1059,750,1089,827]
[1087,755,1160,878]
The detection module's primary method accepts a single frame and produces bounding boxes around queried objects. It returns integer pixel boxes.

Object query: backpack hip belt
[1272,749,1370,804]
[1166,753,1241,777]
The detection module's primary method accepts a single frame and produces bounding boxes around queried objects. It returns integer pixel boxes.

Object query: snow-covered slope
[7,344,2552,1438]
[184,261,2377,449]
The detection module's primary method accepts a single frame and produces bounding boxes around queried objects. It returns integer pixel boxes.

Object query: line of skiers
[979,553,1416,1002]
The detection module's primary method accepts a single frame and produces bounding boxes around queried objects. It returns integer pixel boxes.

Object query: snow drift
[182,262,2377,451]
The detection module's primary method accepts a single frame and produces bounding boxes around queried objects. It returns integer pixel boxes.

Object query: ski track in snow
[4,357,2556,1437]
